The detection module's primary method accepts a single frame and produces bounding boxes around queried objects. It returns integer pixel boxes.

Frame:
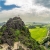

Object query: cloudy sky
[0,0,50,23]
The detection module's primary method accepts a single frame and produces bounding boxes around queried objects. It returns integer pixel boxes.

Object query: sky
[0,0,50,23]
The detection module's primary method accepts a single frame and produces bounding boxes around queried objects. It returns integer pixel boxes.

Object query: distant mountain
[0,22,6,26]
[25,22,47,26]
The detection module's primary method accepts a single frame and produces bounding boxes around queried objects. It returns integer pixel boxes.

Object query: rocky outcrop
[0,17,25,46]
[6,17,25,29]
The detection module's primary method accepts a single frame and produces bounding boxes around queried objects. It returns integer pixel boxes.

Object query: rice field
[29,27,48,43]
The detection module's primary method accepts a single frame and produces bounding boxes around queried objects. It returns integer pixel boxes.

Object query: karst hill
[0,17,45,50]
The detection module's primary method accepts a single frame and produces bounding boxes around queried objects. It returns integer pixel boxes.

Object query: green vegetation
[48,48,50,50]
[15,29,20,36]
[29,27,48,43]
[0,40,1,44]
[0,17,46,50]
[0,32,3,36]
[0,25,7,32]
[14,29,20,41]
[0,32,3,44]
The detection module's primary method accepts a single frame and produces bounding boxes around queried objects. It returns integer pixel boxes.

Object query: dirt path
[0,43,9,50]
[0,41,28,50]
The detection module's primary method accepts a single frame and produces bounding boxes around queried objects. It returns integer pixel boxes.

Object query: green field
[29,27,48,43]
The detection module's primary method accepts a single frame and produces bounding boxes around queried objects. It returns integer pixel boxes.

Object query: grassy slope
[29,27,48,43]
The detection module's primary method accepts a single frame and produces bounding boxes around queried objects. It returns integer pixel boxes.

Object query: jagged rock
[6,39,14,46]
[1,37,6,43]
[7,46,12,50]
[0,17,25,46]
[6,17,25,29]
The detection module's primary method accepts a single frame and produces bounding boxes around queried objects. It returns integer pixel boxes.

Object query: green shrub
[1,26,7,32]
[15,29,20,36]
[14,29,20,41]
[22,26,26,31]
[0,32,3,36]
[40,46,45,50]
[0,40,2,44]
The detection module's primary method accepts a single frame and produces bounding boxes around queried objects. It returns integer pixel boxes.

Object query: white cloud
[5,0,32,6]
[4,0,49,13]
[0,8,50,23]
[0,0,50,23]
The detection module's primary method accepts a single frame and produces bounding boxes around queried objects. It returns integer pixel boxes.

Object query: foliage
[0,32,3,36]
[15,29,20,36]
[42,37,50,45]
[40,45,45,50]
[0,40,2,44]
[14,29,20,41]
[0,25,7,32]
[18,34,44,50]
